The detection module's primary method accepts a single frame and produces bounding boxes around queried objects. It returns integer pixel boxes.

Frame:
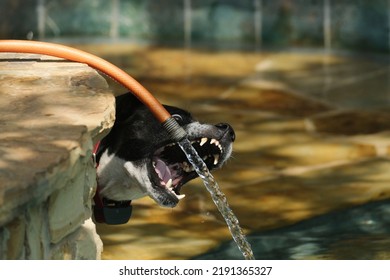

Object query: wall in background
[0,0,389,52]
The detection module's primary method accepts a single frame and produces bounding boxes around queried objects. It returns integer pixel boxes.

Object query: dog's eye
[172,114,183,123]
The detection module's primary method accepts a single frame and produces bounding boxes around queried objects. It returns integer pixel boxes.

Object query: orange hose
[0,40,171,123]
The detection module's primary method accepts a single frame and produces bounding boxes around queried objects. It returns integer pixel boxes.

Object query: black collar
[93,141,133,225]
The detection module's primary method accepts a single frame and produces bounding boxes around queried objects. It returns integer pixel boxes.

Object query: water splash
[178,138,255,260]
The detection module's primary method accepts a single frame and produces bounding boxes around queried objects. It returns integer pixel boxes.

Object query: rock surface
[0,53,115,259]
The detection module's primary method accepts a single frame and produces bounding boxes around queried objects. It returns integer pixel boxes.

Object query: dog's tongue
[154,159,172,184]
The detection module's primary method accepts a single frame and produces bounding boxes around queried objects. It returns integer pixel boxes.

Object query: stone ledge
[0,53,115,259]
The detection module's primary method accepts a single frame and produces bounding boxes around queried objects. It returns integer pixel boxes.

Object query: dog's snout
[215,123,235,142]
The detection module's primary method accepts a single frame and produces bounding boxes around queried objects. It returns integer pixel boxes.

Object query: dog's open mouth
[152,137,224,200]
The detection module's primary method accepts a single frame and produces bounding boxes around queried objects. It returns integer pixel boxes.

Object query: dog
[93,93,235,223]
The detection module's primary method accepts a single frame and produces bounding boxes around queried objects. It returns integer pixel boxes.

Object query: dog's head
[96,93,235,208]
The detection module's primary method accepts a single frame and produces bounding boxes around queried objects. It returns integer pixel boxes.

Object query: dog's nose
[215,123,236,142]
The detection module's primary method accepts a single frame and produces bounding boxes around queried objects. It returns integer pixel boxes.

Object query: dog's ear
[115,92,144,123]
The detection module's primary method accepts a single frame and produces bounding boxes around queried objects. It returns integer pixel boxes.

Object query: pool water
[196,199,390,260]
[77,44,390,260]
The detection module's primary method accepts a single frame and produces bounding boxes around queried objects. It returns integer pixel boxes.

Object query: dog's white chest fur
[97,151,148,201]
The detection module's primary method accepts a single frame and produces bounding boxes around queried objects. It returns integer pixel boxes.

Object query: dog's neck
[97,150,148,201]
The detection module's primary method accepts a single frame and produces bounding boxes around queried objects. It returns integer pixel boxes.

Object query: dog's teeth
[166,143,176,147]
[213,154,220,165]
[211,139,220,147]
[166,178,173,190]
[177,194,186,200]
[182,162,194,173]
[200,138,208,146]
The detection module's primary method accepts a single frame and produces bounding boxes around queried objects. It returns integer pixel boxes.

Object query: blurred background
[2,0,390,260]
[1,0,389,52]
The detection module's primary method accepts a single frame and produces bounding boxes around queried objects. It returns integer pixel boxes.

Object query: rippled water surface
[77,44,390,260]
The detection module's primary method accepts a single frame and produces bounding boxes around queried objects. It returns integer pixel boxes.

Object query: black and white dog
[93,93,235,223]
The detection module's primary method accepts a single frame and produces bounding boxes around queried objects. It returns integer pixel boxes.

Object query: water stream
[178,138,255,260]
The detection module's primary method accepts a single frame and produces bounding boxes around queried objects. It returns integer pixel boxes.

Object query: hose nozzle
[162,117,188,142]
